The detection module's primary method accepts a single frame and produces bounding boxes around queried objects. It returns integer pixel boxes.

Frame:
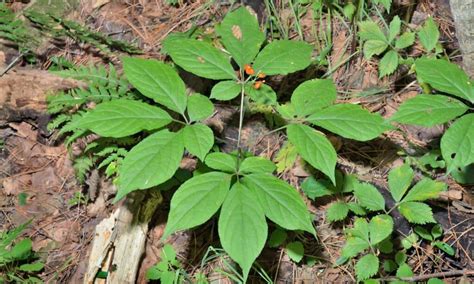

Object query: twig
[382,270,474,282]
[0,53,23,77]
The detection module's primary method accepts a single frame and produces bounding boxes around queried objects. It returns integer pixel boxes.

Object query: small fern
[73,155,95,184]
[0,4,36,51]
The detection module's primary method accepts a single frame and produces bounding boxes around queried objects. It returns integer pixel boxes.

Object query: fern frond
[73,155,95,184]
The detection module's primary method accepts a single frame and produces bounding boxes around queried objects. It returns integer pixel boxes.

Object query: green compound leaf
[441,114,474,171]
[239,157,276,174]
[403,178,446,202]
[307,104,390,141]
[287,124,337,184]
[216,6,265,68]
[399,201,435,224]
[341,237,369,258]
[243,173,315,235]
[396,263,414,278]
[369,214,393,245]
[187,94,214,122]
[182,123,214,161]
[116,130,184,201]
[245,83,277,105]
[395,32,415,49]
[163,38,236,80]
[164,172,231,238]
[210,80,241,101]
[363,40,388,59]
[418,17,439,52]
[75,100,172,138]
[205,152,238,173]
[415,58,473,103]
[291,79,337,117]
[286,241,304,263]
[379,50,399,77]
[358,21,387,42]
[390,95,468,126]
[388,163,414,202]
[353,182,385,211]
[349,218,370,241]
[355,254,379,281]
[301,177,336,199]
[326,201,349,222]
[218,182,267,281]
[388,16,401,43]
[348,202,367,216]
[253,40,312,75]
[122,57,187,114]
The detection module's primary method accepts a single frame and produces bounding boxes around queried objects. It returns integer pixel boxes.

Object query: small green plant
[0,221,44,283]
[413,224,455,256]
[389,58,474,180]
[67,191,88,207]
[338,163,447,281]
[51,6,391,281]
[358,15,441,77]
[146,244,184,283]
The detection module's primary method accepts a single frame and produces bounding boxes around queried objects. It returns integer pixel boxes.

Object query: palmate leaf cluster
[358,15,440,77]
[390,58,474,178]
[339,163,446,281]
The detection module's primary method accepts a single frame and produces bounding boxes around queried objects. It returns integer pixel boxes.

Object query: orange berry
[244,64,255,75]
[253,81,262,89]
[257,72,266,79]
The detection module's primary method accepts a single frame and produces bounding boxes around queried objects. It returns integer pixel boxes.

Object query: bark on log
[450,0,474,76]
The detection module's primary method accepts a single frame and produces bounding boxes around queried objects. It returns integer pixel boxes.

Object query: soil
[0,0,473,283]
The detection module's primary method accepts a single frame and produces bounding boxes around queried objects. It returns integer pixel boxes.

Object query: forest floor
[0,0,472,283]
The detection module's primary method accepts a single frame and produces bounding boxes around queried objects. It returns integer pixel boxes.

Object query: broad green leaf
[307,104,390,141]
[19,262,44,272]
[268,228,287,248]
[348,218,370,241]
[274,142,298,173]
[343,3,356,20]
[428,278,446,284]
[215,6,265,67]
[240,157,276,174]
[433,241,455,256]
[287,124,337,184]
[414,226,433,241]
[348,202,367,216]
[418,17,439,52]
[6,238,32,261]
[401,233,419,249]
[358,21,387,42]
[245,83,277,105]
[163,38,236,80]
[243,173,315,234]
[253,40,312,75]
[441,114,474,171]
[388,163,414,202]
[76,100,172,138]
[378,238,394,254]
[379,50,398,77]
[291,79,337,117]
[395,251,407,265]
[416,58,473,103]
[341,237,369,258]
[399,201,435,224]
[210,80,241,101]
[286,241,304,263]
[355,254,379,281]
[390,95,468,126]
[369,214,393,245]
[326,202,349,222]
[363,40,388,59]
[122,57,187,113]
[402,178,446,202]
[187,94,214,122]
[161,244,177,263]
[301,177,335,199]
[164,172,231,237]
[276,103,297,120]
[353,183,385,211]
[218,183,267,280]
[395,32,415,49]
[384,260,397,273]
[396,263,413,278]
[431,224,443,239]
[182,124,214,161]
[205,152,238,173]
[388,16,401,43]
[116,130,184,201]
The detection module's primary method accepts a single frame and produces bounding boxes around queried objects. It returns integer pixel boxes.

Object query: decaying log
[450,0,474,76]
[84,191,162,284]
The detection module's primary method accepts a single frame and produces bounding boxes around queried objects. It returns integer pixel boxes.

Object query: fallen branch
[382,270,474,282]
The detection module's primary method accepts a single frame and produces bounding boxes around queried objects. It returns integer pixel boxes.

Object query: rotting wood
[450,0,474,76]
[84,190,162,284]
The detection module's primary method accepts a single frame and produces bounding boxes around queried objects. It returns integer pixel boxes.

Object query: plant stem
[236,77,246,168]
